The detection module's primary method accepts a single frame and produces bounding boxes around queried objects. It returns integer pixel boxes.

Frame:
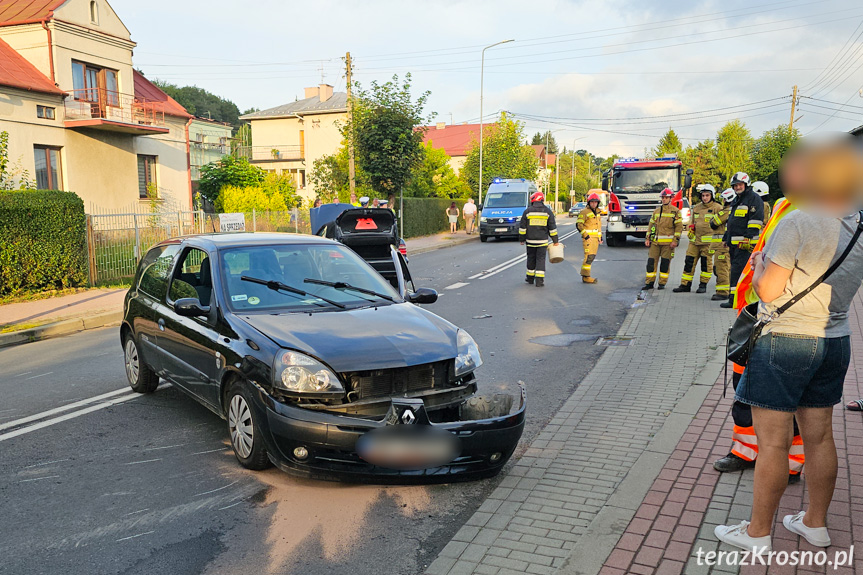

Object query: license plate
[495,228,508,232]
[636,227,648,232]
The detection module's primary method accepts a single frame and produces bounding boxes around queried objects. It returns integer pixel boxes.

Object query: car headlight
[454,330,483,377]
[609,215,621,222]
[273,350,344,394]
[480,217,488,223]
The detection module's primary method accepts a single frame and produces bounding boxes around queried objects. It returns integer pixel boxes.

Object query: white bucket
[548,243,564,263]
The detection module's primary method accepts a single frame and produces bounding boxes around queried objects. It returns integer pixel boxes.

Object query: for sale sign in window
[219,213,246,232]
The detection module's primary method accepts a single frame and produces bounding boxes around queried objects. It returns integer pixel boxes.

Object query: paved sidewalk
[0,288,126,330]
[407,230,479,255]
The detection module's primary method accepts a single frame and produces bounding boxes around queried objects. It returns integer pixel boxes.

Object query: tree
[345,73,433,196]
[459,112,539,195]
[406,142,470,198]
[309,143,373,202]
[197,155,265,205]
[152,80,242,128]
[715,119,752,187]
[654,128,683,158]
[531,131,559,154]
[680,140,721,189]
[555,151,596,201]
[750,125,799,201]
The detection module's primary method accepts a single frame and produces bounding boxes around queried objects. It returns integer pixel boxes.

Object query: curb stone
[0,310,122,349]
[409,234,479,256]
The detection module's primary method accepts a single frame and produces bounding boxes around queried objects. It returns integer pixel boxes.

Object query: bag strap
[773,211,863,317]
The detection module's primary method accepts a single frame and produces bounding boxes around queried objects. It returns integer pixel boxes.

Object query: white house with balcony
[0,0,193,212]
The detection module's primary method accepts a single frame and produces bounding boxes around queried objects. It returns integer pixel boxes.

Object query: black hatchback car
[121,233,525,482]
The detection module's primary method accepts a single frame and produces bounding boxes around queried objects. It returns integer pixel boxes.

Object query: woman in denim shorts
[715,137,863,553]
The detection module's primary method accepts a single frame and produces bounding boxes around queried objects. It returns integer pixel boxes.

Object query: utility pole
[345,52,356,197]
[789,85,798,135]
[554,156,559,212]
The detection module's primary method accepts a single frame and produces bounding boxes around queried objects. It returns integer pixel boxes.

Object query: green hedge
[401,197,465,238]
[0,190,87,295]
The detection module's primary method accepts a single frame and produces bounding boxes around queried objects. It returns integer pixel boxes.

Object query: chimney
[318,84,333,102]
[304,86,319,99]
[436,122,446,130]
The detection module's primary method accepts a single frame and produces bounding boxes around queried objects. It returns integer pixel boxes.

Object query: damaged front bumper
[249,383,526,483]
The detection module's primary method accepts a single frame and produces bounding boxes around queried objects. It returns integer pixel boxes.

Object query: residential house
[239,84,346,201]
[188,116,232,189]
[0,0,193,212]
[421,122,481,175]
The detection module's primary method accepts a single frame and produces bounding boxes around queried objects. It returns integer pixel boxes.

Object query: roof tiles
[0,35,62,95]
[0,0,66,25]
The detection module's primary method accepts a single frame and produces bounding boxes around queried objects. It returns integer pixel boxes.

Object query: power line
[801,96,863,110]
[802,17,863,91]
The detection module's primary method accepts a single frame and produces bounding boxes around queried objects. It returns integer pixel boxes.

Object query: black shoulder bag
[726,211,863,367]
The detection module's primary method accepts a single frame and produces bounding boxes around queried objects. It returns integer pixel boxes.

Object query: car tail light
[399,243,407,256]
[609,193,622,213]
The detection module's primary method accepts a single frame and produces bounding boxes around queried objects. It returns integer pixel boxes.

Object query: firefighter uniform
[721,186,764,306]
[644,203,683,288]
[709,202,731,298]
[576,206,602,282]
[748,198,772,249]
[519,201,558,286]
[676,199,720,291]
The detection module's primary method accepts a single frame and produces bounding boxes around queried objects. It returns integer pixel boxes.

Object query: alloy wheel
[228,394,254,459]
[124,339,139,384]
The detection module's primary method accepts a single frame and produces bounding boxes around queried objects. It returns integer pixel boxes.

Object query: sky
[116,0,863,157]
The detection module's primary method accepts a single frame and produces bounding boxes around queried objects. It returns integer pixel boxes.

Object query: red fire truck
[601,156,692,247]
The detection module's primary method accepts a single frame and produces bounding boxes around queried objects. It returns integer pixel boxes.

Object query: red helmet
[586,192,601,203]
[660,188,674,198]
[530,191,545,203]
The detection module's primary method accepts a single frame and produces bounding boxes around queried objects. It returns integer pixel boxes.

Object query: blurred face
[701,191,713,204]
[588,199,599,209]
[781,134,863,216]
[732,182,746,193]
[661,195,671,205]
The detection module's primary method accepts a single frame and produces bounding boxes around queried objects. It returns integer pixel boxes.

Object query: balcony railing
[64,89,166,128]
[234,145,304,162]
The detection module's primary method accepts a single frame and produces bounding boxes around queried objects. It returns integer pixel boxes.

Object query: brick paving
[599,289,863,575]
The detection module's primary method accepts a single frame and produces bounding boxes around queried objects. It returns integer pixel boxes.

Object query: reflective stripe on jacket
[648,204,682,244]
[576,207,602,238]
[519,203,558,246]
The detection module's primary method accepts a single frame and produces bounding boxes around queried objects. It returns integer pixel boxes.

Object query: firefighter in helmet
[519,191,558,287]
[720,171,764,308]
[576,192,603,283]
[642,188,683,290]
[673,184,719,293]
[750,181,772,249]
[708,188,735,301]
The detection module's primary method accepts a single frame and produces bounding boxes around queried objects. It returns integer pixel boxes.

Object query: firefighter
[708,188,734,301]
[719,172,764,308]
[642,188,682,291]
[673,184,719,293]
[519,191,558,287]
[750,181,772,250]
[576,192,603,283]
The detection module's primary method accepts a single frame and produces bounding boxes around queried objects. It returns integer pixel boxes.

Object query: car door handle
[158,319,165,331]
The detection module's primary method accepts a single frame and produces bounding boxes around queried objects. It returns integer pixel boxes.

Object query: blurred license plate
[494,227,508,232]
[636,227,648,232]
[356,426,461,470]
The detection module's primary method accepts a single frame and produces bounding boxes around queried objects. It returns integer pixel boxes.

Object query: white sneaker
[783,511,831,547]
[714,521,772,553]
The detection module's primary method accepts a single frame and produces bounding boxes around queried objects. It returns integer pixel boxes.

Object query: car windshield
[484,191,528,208]
[220,243,401,312]
[613,168,679,193]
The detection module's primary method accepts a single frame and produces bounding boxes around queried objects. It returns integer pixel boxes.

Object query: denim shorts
[735,332,850,412]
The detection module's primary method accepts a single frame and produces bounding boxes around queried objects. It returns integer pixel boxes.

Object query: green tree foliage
[217,184,289,213]
[654,128,683,158]
[406,142,470,198]
[680,140,721,189]
[308,143,373,202]
[531,131,559,154]
[459,112,539,196]
[198,156,265,205]
[556,151,601,202]
[750,125,799,201]
[152,80,241,128]
[715,119,752,186]
[346,73,432,196]
[0,131,36,190]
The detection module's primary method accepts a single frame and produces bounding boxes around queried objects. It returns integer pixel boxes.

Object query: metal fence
[86,209,312,283]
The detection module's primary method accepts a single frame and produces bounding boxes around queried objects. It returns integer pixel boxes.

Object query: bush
[0,190,87,295]
[401,197,464,238]
[217,185,289,213]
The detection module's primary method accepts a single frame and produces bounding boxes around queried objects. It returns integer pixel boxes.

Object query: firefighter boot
[582,277,597,284]
[720,295,734,309]
[713,452,756,473]
[525,275,534,284]
[672,284,691,293]
[535,278,545,288]
[711,293,727,301]
[696,283,708,294]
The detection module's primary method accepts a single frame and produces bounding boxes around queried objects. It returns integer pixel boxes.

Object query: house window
[37,105,55,120]
[138,155,157,199]
[90,1,99,24]
[72,61,118,108]
[34,146,62,190]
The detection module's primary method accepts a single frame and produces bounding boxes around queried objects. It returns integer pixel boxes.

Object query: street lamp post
[570,137,587,201]
[479,39,514,207]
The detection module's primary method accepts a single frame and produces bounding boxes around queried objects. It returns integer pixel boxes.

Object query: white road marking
[22,458,71,468]
[124,509,150,516]
[15,372,32,377]
[193,480,239,498]
[124,459,162,466]
[190,447,227,455]
[0,387,133,432]
[477,230,580,280]
[115,531,154,542]
[24,372,53,381]
[143,443,186,451]
[17,475,60,483]
[444,282,470,290]
[218,501,244,511]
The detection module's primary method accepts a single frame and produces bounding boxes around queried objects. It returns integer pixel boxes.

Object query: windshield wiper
[303,278,395,302]
[240,276,346,309]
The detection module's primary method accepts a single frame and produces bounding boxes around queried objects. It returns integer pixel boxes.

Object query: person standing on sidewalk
[520,191,559,288]
[463,198,477,235]
[576,192,603,284]
[674,184,719,293]
[642,188,682,291]
[446,202,460,233]
[720,172,764,308]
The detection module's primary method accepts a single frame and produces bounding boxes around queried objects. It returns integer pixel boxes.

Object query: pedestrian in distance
[463,198,477,234]
[349,192,360,207]
[642,188,682,291]
[446,202,460,233]
[519,191,559,288]
[720,172,764,308]
[708,188,735,301]
[576,192,603,284]
[313,197,322,208]
[674,184,720,293]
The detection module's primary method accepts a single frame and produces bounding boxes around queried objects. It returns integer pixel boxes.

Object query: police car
[478,178,539,242]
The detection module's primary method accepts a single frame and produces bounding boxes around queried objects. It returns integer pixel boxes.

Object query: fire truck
[601,156,692,247]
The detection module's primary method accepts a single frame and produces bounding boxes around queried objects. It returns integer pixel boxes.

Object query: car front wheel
[124,334,159,393]
[226,380,272,470]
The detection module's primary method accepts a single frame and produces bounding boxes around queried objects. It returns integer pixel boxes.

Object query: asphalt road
[0,221,649,575]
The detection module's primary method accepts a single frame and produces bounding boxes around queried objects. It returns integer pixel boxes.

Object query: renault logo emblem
[401,409,416,425]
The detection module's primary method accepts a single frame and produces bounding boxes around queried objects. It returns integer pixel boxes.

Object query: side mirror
[601,174,609,191]
[174,298,210,317]
[477,204,483,211]
[408,288,438,305]
[683,172,693,191]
